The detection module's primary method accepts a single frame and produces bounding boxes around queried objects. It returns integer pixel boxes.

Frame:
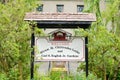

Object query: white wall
[41,0,84,13]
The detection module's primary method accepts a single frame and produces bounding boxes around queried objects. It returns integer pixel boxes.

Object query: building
[36,0,108,13]
[36,0,84,13]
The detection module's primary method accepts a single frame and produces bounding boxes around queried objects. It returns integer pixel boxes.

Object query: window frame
[36,4,43,12]
[56,5,64,13]
[77,5,84,12]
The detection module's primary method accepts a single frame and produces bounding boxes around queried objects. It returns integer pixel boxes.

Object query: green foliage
[77,0,120,80]
[0,0,38,79]
[76,25,120,79]
[0,73,9,80]
[50,71,72,80]
[34,71,101,80]
[73,72,101,80]
[89,25,120,79]
[116,69,120,80]
[84,0,120,34]
[34,27,46,36]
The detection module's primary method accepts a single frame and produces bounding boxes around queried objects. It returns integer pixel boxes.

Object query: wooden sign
[35,36,85,61]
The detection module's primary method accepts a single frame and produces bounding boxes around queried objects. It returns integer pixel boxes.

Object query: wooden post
[85,37,88,77]
[31,27,35,80]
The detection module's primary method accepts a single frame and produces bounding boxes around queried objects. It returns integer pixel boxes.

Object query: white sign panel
[35,37,85,61]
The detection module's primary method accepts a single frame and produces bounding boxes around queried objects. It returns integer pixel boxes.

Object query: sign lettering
[35,37,85,61]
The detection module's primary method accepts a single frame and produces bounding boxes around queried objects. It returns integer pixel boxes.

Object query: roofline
[24,19,96,22]
[24,12,96,29]
[24,12,96,22]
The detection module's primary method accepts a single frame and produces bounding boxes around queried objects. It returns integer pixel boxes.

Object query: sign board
[35,37,85,61]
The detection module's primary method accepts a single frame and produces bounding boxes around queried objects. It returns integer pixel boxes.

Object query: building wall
[40,0,84,13]
[39,0,107,13]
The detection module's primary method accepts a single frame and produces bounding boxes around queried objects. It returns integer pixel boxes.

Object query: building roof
[24,12,96,22]
[24,12,96,28]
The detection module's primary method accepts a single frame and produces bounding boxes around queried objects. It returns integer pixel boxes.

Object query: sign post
[30,27,35,80]
[85,37,88,77]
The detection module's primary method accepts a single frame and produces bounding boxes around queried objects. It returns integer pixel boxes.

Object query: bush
[0,73,9,80]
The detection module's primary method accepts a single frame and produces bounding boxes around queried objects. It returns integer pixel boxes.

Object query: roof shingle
[24,12,96,22]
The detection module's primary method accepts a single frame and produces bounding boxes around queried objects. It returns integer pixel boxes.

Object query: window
[77,5,84,12]
[36,5,43,12]
[57,5,64,12]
